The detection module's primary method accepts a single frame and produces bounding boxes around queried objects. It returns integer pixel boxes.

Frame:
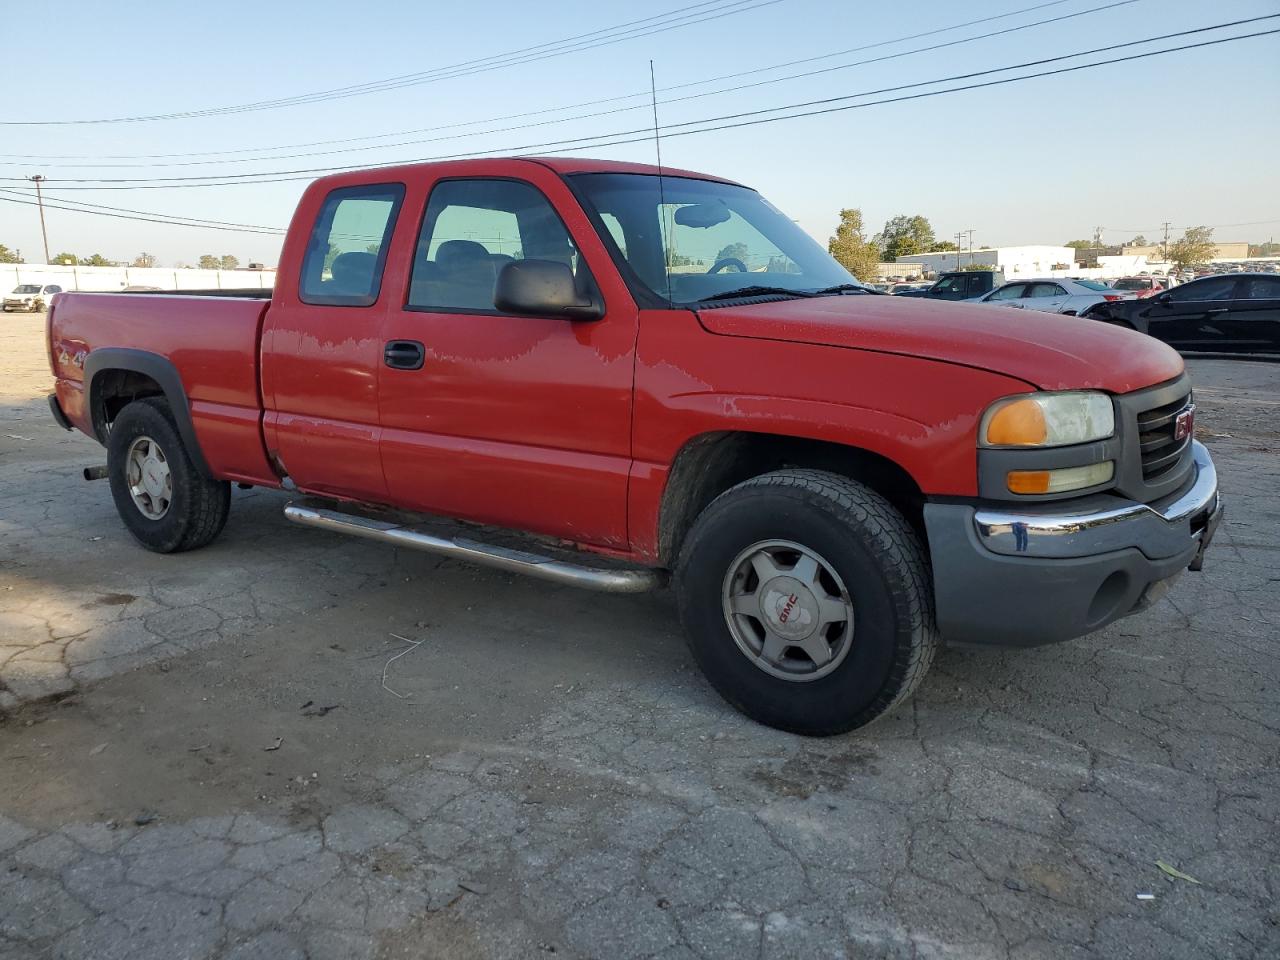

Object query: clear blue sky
[3,0,1277,266]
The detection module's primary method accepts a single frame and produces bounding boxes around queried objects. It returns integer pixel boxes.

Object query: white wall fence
[3,264,276,292]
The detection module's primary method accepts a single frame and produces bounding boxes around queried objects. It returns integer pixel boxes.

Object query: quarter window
[299,184,405,306]
[408,179,593,313]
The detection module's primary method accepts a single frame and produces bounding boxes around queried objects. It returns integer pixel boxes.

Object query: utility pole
[964,229,976,266]
[955,232,962,270]
[29,175,51,265]
[1161,221,1172,261]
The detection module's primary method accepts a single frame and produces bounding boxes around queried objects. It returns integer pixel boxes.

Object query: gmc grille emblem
[1174,404,1196,442]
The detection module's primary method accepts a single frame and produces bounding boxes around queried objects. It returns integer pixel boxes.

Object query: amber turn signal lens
[985,398,1048,446]
[1007,462,1115,495]
[1006,470,1051,494]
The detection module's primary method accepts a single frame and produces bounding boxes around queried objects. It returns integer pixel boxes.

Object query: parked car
[4,282,63,312]
[1110,276,1168,298]
[894,269,1003,301]
[975,278,1131,315]
[1083,272,1280,355]
[46,156,1221,736]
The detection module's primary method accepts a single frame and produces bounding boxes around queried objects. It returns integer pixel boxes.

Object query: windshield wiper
[811,283,875,295]
[697,285,817,302]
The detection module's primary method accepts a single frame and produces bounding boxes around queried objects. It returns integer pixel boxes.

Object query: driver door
[376,165,639,549]
[1142,275,1238,350]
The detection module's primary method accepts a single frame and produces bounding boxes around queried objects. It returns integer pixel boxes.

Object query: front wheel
[675,469,938,735]
[107,397,230,552]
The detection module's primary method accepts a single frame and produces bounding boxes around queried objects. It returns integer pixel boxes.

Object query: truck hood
[696,294,1183,393]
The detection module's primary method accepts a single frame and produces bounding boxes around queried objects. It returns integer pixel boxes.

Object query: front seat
[330,251,377,296]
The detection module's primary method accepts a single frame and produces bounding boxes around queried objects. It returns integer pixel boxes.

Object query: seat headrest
[436,239,492,267]
[330,251,377,292]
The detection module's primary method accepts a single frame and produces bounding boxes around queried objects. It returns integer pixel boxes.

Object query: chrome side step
[283,504,664,594]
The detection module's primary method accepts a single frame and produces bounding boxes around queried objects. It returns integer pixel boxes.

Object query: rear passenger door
[1221,275,1280,352]
[261,182,405,501]
[1022,282,1070,314]
[376,167,639,549]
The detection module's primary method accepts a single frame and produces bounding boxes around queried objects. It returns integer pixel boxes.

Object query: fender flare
[83,347,213,477]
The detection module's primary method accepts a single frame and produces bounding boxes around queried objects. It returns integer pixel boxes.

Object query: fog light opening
[1087,570,1131,627]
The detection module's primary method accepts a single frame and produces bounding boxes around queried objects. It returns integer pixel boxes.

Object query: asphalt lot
[1,309,1278,959]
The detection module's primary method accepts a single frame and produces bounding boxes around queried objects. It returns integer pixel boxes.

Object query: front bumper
[924,440,1221,646]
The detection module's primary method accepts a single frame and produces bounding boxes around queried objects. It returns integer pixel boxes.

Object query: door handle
[1206,307,1229,314]
[384,340,425,370]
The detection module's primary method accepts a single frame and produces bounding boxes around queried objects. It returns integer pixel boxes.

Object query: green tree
[1065,240,1094,251]
[715,242,750,265]
[48,251,78,266]
[1166,226,1216,271]
[79,253,112,266]
[197,254,221,270]
[1130,235,1148,246]
[219,254,240,270]
[132,252,158,268]
[873,214,936,260]
[827,208,880,282]
[0,244,23,264]
[959,263,993,271]
[930,241,959,252]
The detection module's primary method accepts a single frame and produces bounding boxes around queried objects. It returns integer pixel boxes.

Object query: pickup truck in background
[893,269,1003,302]
[46,157,1222,735]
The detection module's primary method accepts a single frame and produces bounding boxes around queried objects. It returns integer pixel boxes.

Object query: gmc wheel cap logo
[1175,404,1196,442]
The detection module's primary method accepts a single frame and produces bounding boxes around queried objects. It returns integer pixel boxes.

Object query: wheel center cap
[759,577,818,639]
[142,461,165,496]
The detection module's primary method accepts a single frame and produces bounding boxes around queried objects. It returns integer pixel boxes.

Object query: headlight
[980,391,1115,448]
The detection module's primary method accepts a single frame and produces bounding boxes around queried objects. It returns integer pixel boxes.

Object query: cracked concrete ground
[2,311,1278,959]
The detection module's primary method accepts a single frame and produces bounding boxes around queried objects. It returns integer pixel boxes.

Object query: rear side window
[300,183,405,306]
[1242,275,1280,299]
[1168,276,1237,302]
[407,178,593,314]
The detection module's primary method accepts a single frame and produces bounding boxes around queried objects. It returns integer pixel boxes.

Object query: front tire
[675,469,938,735]
[107,398,230,553]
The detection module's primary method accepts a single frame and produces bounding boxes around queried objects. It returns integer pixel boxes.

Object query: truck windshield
[570,173,860,305]
[13,285,41,294]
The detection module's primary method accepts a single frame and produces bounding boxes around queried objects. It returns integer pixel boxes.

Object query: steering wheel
[706,257,748,275]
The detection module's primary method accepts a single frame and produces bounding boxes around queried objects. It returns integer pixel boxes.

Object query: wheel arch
[656,431,927,566]
[83,348,213,477]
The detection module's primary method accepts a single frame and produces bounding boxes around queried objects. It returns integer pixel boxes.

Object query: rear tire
[107,397,230,553]
[675,469,938,735]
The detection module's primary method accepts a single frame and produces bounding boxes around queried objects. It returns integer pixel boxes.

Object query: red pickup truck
[47,157,1221,735]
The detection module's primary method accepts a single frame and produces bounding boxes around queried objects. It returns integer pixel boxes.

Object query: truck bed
[49,291,277,484]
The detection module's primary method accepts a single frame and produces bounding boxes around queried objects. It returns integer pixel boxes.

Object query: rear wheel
[675,469,938,735]
[107,397,230,553]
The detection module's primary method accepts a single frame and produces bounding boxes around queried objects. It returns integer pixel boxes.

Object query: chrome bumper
[973,441,1219,561]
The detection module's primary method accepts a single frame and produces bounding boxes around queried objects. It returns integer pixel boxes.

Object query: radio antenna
[649,59,673,305]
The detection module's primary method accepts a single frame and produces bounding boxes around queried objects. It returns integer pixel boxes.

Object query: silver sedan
[976,278,1133,315]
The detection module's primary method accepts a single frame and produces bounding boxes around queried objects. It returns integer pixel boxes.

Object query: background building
[894,246,1077,277]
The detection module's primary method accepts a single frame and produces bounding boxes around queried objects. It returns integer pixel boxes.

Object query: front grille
[1136,392,1192,481]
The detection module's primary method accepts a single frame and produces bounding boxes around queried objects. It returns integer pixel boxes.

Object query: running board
[283,504,663,594]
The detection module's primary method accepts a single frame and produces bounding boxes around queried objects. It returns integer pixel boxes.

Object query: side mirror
[1153,292,1172,306]
[494,259,603,321]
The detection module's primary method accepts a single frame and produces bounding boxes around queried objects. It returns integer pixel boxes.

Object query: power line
[0,189,288,232]
[0,0,1081,160]
[0,193,286,234]
[0,0,1139,171]
[9,17,1274,191]
[0,0,783,126]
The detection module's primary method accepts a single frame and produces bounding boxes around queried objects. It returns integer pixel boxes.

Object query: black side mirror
[1153,292,1172,306]
[494,259,603,321]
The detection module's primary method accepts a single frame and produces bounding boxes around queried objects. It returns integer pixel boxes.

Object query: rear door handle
[384,340,425,370]
[1206,307,1229,314]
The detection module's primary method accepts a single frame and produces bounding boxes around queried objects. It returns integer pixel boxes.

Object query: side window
[988,284,1027,301]
[1167,276,1237,302]
[45,285,62,294]
[1027,283,1066,298]
[599,213,628,257]
[408,179,591,313]
[966,274,988,296]
[1242,276,1280,299]
[932,276,964,294]
[299,183,405,306]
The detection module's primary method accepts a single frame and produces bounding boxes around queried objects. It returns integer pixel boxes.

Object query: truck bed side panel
[49,293,276,484]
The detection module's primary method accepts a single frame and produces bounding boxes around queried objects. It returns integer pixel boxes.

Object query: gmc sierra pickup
[47,157,1222,735]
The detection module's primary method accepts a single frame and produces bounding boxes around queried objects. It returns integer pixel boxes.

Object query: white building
[895,246,1077,277]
